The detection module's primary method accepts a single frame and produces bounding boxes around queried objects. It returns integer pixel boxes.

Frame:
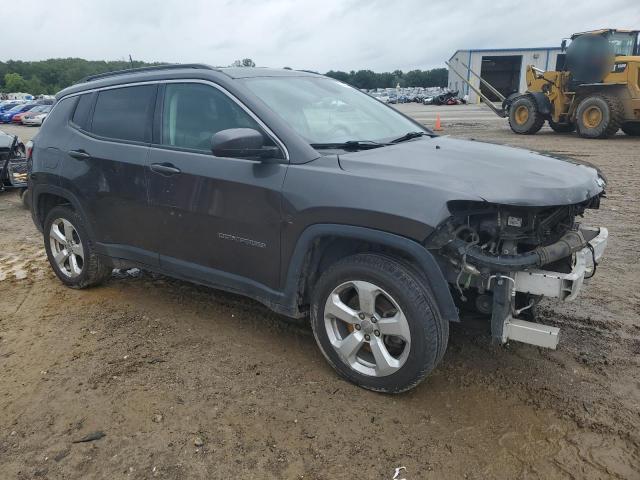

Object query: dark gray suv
[28,65,608,392]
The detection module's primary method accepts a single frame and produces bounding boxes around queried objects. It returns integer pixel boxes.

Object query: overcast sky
[2,0,638,72]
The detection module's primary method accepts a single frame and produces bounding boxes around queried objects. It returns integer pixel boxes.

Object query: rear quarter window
[71,93,95,129]
[40,97,76,130]
[90,84,157,143]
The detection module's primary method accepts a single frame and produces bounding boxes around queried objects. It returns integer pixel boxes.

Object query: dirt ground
[0,108,638,480]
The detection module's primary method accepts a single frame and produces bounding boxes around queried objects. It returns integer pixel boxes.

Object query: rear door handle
[150,163,181,175]
[68,149,91,160]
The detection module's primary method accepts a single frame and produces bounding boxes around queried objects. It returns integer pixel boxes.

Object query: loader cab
[569,29,639,58]
[606,31,639,56]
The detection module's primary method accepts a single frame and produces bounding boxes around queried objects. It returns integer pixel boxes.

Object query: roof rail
[79,64,217,83]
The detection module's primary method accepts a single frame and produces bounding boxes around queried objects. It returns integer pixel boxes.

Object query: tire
[621,122,640,136]
[44,206,112,288]
[548,119,576,133]
[508,95,545,134]
[19,188,30,210]
[575,94,623,139]
[310,253,448,393]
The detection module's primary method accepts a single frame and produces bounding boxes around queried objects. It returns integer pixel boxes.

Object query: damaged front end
[428,195,608,349]
[0,131,27,191]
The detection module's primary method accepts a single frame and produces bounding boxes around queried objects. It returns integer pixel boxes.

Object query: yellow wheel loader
[447,29,640,138]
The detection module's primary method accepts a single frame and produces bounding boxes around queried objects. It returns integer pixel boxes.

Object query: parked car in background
[22,105,52,126]
[0,101,24,113]
[1,103,37,123]
[11,105,40,123]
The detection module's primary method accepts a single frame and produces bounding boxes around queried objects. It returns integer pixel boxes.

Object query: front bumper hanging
[513,226,608,301]
[489,226,608,349]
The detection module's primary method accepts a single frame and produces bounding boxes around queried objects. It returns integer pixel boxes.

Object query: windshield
[608,32,637,56]
[242,76,425,144]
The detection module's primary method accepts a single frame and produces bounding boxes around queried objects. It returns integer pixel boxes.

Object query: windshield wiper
[310,140,390,151]
[390,131,430,143]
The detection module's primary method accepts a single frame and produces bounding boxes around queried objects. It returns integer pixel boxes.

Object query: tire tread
[310,253,448,393]
[44,206,112,289]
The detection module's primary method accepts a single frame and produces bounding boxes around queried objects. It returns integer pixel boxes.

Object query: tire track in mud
[0,245,48,283]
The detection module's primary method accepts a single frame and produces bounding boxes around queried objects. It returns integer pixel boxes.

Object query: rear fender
[31,184,94,238]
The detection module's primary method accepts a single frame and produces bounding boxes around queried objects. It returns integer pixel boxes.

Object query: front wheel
[311,253,448,393]
[508,95,545,134]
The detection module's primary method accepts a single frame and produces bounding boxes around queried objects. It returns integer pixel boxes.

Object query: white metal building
[448,47,562,103]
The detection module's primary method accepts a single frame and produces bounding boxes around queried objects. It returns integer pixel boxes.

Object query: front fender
[281,224,459,322]
[504,92,552,117]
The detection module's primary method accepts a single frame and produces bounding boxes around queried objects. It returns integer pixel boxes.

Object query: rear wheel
[19,188,30,210]
[44,206,112,288]
[621,122,640,136]
[508,95,545,134]
[575,94,623,138]
[311,253,448,393]
[548,119,576,133]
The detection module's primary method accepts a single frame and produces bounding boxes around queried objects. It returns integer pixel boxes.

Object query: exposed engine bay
[428,193,608,349]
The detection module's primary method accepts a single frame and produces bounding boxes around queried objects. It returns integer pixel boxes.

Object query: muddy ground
[0,109,638,479]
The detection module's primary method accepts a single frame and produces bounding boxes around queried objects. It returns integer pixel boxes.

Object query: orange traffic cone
[434,114,443,131]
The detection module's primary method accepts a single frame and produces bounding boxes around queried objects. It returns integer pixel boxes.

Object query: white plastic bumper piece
[501,226,607,349]
[514,227,608,301]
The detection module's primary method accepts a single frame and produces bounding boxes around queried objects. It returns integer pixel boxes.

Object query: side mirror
[211,128,282,161]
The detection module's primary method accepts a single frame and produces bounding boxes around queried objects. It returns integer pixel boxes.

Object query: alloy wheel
[323,280,411,377]
[49,218,84,278]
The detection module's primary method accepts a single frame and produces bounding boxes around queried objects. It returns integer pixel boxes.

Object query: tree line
[325,68,447,89]
[0,58,447,95]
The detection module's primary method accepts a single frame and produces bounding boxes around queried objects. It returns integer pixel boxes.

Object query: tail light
[26,140,33,160]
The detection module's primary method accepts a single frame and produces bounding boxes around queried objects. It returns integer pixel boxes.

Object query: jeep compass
[28,65,608,392]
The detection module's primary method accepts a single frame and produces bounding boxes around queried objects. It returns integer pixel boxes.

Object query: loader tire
[576,94,623,139]
[621,122,640,136]
[548,119,576,133]
[508,95,544,135]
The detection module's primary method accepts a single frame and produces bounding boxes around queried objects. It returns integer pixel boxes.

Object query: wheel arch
[570,84,630,120]
[281,224,459,323]
[504,92,552,117]
[32,184,94,238]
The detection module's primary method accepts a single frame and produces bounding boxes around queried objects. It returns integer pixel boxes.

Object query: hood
[338,136,604,207]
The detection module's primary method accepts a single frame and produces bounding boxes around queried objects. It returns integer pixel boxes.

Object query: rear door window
[90,85,156,143]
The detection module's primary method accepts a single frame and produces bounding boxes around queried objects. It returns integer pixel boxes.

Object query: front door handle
[68,149,91,160]
[150,163,181,175]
